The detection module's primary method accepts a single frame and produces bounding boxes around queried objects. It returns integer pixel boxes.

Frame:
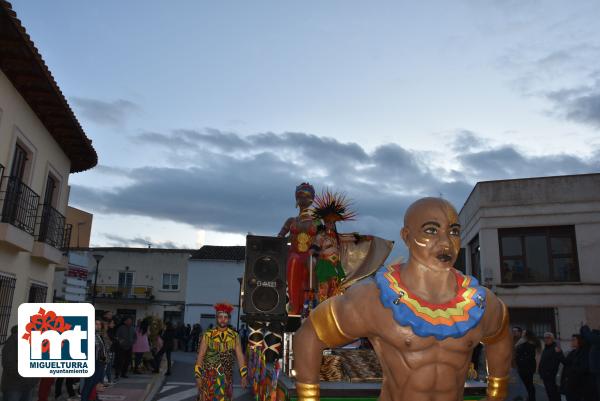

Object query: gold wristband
[309,296,353,347]
[487,375,509,400]
[295,382,319,401]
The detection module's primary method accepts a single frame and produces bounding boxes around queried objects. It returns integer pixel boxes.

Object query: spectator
[239,324,249,353]
[184,324,192,352]
[132,319,150,373]
[580,324,600,401]
[81,320,107,401]
[190,324,201,352]
[515,330,539,401]
[1,326,38,401]
[539,332,563,401]
[154,321,176,376]
[115,317,136,379]
[559,334,590,401]
[101,319,115,385]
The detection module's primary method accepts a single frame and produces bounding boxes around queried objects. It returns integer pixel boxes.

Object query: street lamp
[91,254,104,306]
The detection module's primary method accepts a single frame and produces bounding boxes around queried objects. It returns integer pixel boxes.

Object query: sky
[11,1,600,259]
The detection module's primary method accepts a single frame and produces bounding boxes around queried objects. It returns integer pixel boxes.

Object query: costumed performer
[194,303,247,401]
[278,182,319,315]
[293,197,512,401]
[311,190,357,302]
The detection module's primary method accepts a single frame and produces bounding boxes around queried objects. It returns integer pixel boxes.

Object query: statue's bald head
[401,197,461,270]
[404,197,457,226]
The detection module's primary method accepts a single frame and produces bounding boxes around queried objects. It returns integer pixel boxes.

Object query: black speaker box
[242,235,288,321]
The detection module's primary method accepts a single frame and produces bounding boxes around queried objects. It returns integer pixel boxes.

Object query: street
[155,352,551,401]
[152,352,253,401]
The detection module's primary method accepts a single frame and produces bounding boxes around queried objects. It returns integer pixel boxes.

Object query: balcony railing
[89,285,154,300]
[62,224,72,251]
[37,203,67,249]
[0,175,40,235]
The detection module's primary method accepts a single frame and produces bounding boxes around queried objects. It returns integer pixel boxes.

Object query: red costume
[278,183,318,315]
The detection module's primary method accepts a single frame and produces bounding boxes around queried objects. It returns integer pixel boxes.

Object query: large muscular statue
[278,183,318,315]
[293,197,512,401]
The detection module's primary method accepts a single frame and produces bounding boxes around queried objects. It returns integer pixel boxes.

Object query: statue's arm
[293,282,375,385]
[480,290,512,400]
[278,217,294,237]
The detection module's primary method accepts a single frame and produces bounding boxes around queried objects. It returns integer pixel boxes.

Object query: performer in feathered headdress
[194,303,247,401]
[311,190,357,302]
[277,182,319,315]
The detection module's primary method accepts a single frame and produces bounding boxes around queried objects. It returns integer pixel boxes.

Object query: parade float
[242,187,503,401]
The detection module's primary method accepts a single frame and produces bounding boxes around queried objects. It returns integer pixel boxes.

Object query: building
[66,206,93,248]
[185,246,245,330]
[0,1,97,343]
[54,247,193,323]
[459,173,600,345]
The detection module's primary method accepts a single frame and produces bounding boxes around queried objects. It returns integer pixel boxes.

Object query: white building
[0,2,97,343]
[185,246,245,330]
[56,247,193,324]
[459,173,600,346]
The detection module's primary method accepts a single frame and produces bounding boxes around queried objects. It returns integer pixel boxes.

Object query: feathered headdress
[214,303,234,315]
[312,190,357,222]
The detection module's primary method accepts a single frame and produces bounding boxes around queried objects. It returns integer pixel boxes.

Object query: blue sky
[11,1,600,256]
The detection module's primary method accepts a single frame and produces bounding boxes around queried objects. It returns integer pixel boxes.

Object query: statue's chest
[375,265,487,341]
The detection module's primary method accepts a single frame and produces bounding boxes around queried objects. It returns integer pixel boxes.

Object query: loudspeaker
[243,235,288,321]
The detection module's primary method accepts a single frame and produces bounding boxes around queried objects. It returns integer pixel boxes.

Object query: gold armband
[295,382,319,401]
[486,375,509,399]
[194,364,202,378]
[481,300,508,345]
[309,296,354,347]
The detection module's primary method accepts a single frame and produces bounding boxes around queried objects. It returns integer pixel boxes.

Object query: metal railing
[0,175,40,235]
[0,273,16,344]
[89,285,154,300]
[37,203,67,249]
[62,223,72,251]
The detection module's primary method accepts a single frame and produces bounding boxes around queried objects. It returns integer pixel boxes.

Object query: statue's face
[217,313,230,329]
[402,199,461,271]
[296,191,313,209]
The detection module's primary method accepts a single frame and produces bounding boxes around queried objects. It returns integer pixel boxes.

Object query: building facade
[185,246,245,330]
[459,174,600,346]
[0,2,96,343]
[53,248,192,324]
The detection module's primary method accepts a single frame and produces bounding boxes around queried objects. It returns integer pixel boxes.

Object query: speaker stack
[242,235,288,362]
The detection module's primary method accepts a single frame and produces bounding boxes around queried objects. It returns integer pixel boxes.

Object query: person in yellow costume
[194,303,247,401]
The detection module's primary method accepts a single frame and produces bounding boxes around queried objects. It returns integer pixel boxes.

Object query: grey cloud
[71,97,139,127]
[459,146,598,181]
[72,130,599,260]
[102,233,182,249]
[546,81,600,128]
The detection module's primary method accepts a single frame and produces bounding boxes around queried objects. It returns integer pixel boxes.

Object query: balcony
[0,173,40,251]
[32,204,70,264]
[89,285,155,303]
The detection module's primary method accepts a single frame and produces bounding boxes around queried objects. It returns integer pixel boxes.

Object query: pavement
[94,352,551,401]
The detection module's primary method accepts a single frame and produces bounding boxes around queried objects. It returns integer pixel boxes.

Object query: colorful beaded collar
[375,264,486,340]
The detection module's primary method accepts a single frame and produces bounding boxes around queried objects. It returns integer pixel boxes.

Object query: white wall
[185,259,245,328]
[0,70,71,213]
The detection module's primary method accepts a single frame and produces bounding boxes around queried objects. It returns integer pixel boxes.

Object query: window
[162,273,179,290]
[10,143,28,180]
[28,283,48,303]
[0,273,16,343]
[469,235,481,281]
[499,226,579,283]
[118,272,134,297]
[509,307,556,338]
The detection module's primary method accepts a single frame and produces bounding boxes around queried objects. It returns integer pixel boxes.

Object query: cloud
[101,233,184,249]
[71,129,600,258]
[70,97,139,127]
[546,80,600,128]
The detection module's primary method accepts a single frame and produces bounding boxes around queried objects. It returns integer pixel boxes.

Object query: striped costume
[198,328,238,401]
